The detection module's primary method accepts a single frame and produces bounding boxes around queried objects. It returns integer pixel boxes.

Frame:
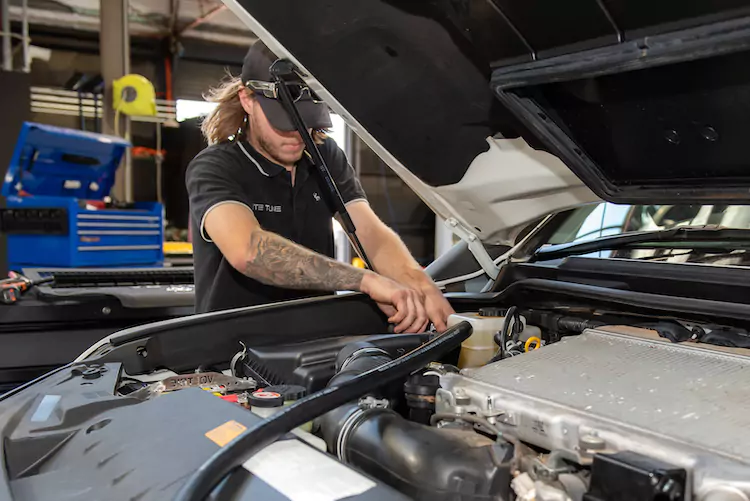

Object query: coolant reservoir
[448,308,541,368]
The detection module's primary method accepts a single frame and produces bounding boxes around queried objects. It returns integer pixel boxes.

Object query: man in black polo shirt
[186,42,453,333]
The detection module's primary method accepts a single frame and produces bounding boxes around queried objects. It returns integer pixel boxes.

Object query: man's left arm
[344,201,455,331]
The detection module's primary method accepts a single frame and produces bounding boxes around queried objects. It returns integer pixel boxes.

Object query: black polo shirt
[186,137,367,313]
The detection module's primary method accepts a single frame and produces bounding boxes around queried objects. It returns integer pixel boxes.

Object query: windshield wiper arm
[532,227,750,262]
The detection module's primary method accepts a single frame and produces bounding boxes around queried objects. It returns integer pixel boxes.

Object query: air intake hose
[174,321,473,501]
[318,340,513,501]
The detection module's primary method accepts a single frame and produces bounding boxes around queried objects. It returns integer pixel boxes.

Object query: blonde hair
[201,75,328,146]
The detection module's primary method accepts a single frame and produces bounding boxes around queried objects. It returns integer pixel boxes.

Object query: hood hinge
[445,218,500,280]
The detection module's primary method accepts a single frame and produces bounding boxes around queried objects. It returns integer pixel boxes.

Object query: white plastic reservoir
[447,308,541,368]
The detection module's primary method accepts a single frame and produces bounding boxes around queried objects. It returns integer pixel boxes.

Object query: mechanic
[186,41,454,333]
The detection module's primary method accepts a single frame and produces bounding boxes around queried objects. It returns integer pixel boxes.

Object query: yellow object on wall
[112,74,157,116]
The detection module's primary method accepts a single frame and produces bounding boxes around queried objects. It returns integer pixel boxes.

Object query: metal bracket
[357,396,390,410]
[445,218,500,280]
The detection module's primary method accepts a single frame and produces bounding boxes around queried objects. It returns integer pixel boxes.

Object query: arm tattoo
[244,230,366,291]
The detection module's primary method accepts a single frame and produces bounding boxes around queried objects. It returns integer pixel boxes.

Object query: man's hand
[419,282,455,332]
[361,272,428,333]
[345,202,455,332]
[399,269,455,332]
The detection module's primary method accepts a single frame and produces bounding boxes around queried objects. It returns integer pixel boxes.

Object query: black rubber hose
[172,321,473,501]
[491,306,518,362]
[330,409,514,501]
[557,317,604,333]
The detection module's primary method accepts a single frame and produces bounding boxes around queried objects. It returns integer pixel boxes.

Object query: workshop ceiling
[10,0,256,46]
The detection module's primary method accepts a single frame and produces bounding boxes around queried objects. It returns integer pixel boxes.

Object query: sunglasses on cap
[245,79,325,104]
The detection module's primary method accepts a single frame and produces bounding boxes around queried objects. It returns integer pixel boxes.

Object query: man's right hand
[360,272,429,334]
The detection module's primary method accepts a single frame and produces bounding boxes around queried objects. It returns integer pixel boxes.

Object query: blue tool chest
[1,122,164,269]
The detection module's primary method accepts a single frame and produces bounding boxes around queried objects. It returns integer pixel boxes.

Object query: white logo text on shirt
[252,203,282,213]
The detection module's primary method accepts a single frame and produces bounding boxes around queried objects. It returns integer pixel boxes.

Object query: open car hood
[223,0,750,245]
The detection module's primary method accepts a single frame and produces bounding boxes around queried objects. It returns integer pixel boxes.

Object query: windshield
[546,204,750,266]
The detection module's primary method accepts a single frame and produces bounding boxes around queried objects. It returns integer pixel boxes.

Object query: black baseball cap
[241,42,332,132]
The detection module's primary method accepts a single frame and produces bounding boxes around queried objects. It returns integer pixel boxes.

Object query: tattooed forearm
[243,229,366,291]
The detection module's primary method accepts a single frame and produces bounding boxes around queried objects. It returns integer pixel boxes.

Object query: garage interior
[2,2,750,499]
[0,0,457,392]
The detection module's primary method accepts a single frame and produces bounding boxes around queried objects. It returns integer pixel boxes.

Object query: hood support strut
[269,58,374,271]
[445,217,500,280]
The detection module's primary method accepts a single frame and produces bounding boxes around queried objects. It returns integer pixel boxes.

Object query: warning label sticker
[244,440,376,501]
[205,420,247,447]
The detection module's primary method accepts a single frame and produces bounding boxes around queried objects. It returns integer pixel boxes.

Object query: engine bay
[2,292,750,501]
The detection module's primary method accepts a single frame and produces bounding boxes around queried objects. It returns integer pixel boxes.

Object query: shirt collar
[236,140,286,177]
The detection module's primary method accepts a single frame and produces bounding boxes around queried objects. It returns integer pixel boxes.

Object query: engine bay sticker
[243,439,376,501]
[205,420,247,447]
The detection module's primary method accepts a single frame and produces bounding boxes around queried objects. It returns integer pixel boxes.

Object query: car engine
[436,325,750,501]
[4,300,750,501]
[298,311,750,501]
